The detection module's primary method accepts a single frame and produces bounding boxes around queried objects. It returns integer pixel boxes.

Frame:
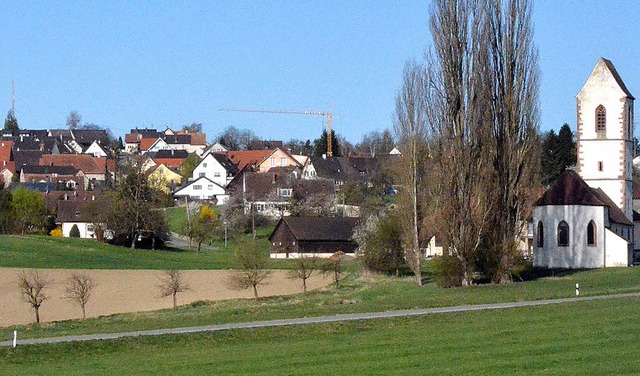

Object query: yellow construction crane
[219,108,335,156]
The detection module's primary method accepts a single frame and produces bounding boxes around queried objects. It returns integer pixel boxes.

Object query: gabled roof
[0,141,13,169]
[125,128,161,143]
[21,165,78,175]
[578,58,634,100]
[173,176,225,196]
[140,137,163,151]
[309,156,348,180]
[163,134,191,144]
[154,149,189,159]
[72,129,110,145]
[535,170,632,226]
[270,216,359,242]
[39,154,112,175]
[13,150,43,168]
[212,153,239,175]
[228,150,273,171]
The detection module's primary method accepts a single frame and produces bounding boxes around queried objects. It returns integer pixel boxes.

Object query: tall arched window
[557,221,569,247]
[596,105,606,138]
[536,221,544,248]
[587,221,596,246]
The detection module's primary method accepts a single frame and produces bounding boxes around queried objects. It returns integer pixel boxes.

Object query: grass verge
[1,297,639,374]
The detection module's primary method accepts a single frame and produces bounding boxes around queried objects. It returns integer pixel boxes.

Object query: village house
[269,216,359,259]
[173,175,228,204]
[191,151,238,187]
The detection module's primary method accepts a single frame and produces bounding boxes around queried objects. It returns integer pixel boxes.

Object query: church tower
[576,58,635,221]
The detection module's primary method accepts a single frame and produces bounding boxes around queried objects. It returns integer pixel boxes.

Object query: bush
[50,228,63,237]
[432,254,463,288]
[69,224,81,238]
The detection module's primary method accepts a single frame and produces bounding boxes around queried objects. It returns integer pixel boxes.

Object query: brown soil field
[0,268,331,327]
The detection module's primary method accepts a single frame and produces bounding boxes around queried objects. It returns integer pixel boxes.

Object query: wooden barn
[268,216,359,259]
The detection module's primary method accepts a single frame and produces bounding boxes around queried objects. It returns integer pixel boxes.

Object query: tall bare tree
[481,0,540,283]
[18,270,50,323]
[394,60,428,286]
[64,272,97,319]
[426,0,494,286]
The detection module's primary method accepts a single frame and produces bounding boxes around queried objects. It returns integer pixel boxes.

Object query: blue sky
[1,1,638,144]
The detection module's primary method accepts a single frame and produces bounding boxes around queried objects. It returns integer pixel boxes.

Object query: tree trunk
[253,284,259,300]
[302,278,307,294]
[35,307,40,324]
[173,292,177,309]
[82,304,86,319]
[130,232,137,249]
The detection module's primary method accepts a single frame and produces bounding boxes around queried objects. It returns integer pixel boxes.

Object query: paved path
[3,292,640,347]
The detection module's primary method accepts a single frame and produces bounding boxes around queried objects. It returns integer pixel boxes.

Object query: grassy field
[0,229,281,270]
[2,296,639,374]
[2,266,640,342]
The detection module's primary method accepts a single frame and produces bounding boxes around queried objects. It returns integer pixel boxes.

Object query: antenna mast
[11,80,15,115]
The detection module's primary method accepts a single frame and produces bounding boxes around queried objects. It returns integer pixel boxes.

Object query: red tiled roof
[153,158,185,168]
[139,138,160,151]
[228,150,273,171]
[0,141,13,170]
[39,154,112,174]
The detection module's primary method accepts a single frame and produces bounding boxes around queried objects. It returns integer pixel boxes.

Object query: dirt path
[0,268,330,327]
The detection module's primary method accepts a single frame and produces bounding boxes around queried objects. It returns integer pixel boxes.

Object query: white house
[173,176,229,204]
[533,58,635,268]
[191,152,238,187]
[84,141,109,157]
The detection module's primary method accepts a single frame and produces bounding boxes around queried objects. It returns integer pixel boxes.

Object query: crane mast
[219,108,335,156]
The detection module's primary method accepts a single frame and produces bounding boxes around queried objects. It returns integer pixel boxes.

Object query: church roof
[601,58,634,100]
[535,170,632,226]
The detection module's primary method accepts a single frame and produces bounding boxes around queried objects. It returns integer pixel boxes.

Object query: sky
[1,1,639,144]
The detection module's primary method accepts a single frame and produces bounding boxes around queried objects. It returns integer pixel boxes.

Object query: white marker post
[13,330,17,348]
[576,283,580,296]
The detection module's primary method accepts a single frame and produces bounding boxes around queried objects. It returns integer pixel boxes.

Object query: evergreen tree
[540,123,576,185]
[313,129,341,157]
[69,224,81,238]
[3,110,19,132]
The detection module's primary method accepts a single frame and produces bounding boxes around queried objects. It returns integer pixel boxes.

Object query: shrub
[432,254,464,288]
[50,227,63,237]
[69,224,81,238]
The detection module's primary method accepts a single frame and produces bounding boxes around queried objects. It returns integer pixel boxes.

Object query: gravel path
[4,292,639,347]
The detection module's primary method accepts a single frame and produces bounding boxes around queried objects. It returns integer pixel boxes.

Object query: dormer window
[596,105,606,138]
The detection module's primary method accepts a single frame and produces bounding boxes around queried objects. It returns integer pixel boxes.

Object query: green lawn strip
[0,233,287,270]
[162,206,187,235]
[3,266,640,342]
[2,297,639,375]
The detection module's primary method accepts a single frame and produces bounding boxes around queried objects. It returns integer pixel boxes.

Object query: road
[3,292,639,347]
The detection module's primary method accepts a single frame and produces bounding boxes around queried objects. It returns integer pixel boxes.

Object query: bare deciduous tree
[288,255,319,293]
[18,270,50,323]
[481,0,540,283]
[159,269,190,309]
[394,60,429,286]
[426,0,494,286]
[228,240,270,300]
[64,272,97,319]
[321,252,346,289]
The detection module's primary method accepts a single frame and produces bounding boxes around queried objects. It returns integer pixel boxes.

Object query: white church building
[533,58,636,268]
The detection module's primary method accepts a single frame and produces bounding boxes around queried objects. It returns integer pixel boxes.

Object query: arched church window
[587,221,596,246]
[557,221,569,247]
[596,105,606,138]
[536,221,544,248]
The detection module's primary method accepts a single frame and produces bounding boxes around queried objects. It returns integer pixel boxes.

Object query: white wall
[604,228,629,267]
[62,222,99,239]
[192,154,228,187]
[533,205,606,268]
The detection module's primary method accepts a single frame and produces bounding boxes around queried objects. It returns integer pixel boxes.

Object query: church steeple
[576,58,634,220]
